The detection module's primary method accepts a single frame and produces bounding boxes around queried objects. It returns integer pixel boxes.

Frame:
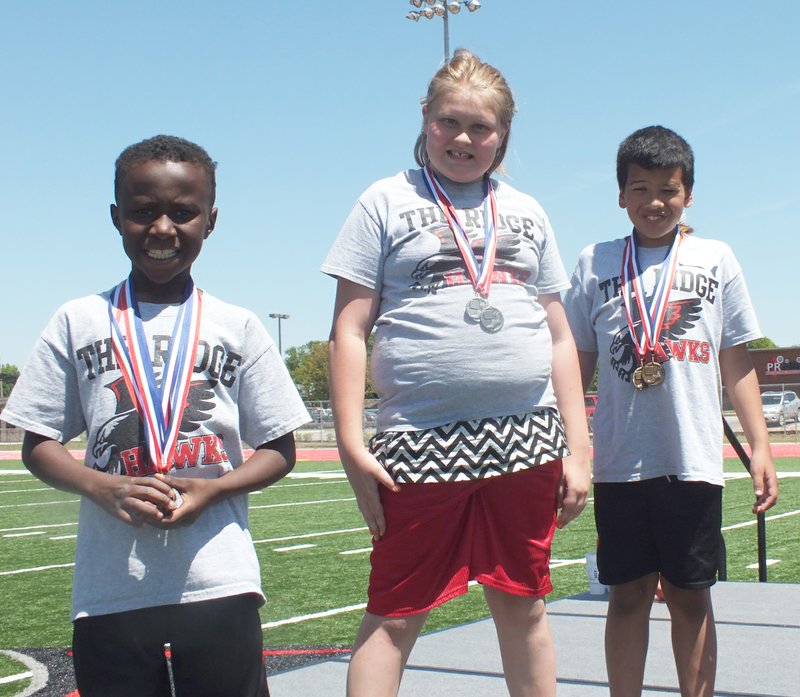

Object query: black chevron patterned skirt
[369,408,570,484]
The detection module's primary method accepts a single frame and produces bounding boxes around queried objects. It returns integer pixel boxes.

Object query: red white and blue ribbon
[421,164,499,297]
[108,277,203,473]
[620,226,683,363]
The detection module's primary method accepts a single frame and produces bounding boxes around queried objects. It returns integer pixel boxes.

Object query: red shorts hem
[476,575,553,600]
[367,586,467,617]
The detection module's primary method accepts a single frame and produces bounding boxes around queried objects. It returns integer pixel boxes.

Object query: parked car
[363,408,378,427]
[761,390,800,427]
[584,394,598,430]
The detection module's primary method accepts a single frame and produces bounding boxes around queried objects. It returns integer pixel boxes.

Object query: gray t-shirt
[564,234,761,485]
[322,169,570,432]
[2,288,310,618]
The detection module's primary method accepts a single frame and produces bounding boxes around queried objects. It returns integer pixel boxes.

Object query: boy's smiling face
[111,160,217,302]
[619,164,692,247]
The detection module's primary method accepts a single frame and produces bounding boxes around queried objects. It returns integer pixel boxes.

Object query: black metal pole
[722,417,767,582]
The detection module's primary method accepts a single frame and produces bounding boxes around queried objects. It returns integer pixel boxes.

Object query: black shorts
[73,593,268,697]
[594,478,723,590]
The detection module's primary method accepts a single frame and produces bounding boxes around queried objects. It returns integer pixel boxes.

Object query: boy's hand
[150,474,218,527]
[94,474,179,527]
[556,453,590,529]
[749,452,778,514]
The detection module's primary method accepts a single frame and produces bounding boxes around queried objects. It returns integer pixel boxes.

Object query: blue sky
[2,1,798,368]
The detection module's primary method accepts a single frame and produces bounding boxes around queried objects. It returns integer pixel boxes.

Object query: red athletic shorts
[366,461,562,617]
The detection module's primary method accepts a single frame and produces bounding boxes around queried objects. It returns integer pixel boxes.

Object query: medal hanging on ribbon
[620,227,683,390]
[108,277,203,474]
[421,165,503,333]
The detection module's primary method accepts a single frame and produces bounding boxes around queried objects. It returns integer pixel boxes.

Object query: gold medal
[641,360,665,386]
[632,366,646,390]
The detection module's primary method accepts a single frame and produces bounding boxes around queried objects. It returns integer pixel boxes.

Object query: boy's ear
[618,191,627,209]
[684,190,693,208]
[110,203,122,233]
[205,207,218,240]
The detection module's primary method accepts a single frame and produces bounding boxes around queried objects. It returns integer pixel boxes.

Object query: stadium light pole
[268,313,289,355]
[406,1,482,63]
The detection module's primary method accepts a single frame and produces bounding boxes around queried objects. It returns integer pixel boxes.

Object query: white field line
[253,526,368,544]
[262,603,367,629]
[340,548,372,556]
[259,563,591,630]
[722,509,800,531]
[50,535,77,540]
[0,488,52,494]
[0,671,32,685]
[0,650,48,696]
[285,471,346,479]
[747,559,780,569]
[0,499,78,509]
[273,544,315,552]
[267,480,347,489]
[250,497,355,511]
[0,522,76,533]
[0,562,74,576]
[3,532,45,538]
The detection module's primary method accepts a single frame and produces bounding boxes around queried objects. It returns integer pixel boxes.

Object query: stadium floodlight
[268,313,290,355]
[404,0,484,61]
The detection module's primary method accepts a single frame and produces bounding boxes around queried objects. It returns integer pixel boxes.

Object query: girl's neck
[428,166,487,190]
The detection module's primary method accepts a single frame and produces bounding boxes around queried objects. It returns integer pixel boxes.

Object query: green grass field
[1,453,798,695]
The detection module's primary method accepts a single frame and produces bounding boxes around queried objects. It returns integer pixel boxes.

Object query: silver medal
[479,306,504,333]
[465,296,488,322]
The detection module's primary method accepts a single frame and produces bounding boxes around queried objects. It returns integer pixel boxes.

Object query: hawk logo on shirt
[410,224,527,293]
[609,298,702,382]
[91,376,216,474]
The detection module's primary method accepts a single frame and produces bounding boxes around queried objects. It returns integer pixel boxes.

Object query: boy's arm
[22,431,177,526]
[719,343,778,513]
[156,432,297,526]
[328,278,398,540]
[541,293,591,528]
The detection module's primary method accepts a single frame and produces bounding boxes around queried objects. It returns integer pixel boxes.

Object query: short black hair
[114,135,217,202]
[616,126,694,191]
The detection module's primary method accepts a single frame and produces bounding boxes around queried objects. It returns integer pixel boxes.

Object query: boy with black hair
[564,125,777,697]
[1,135,309,696]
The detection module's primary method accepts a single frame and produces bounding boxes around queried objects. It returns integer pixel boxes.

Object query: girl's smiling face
[423,88,506,184]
